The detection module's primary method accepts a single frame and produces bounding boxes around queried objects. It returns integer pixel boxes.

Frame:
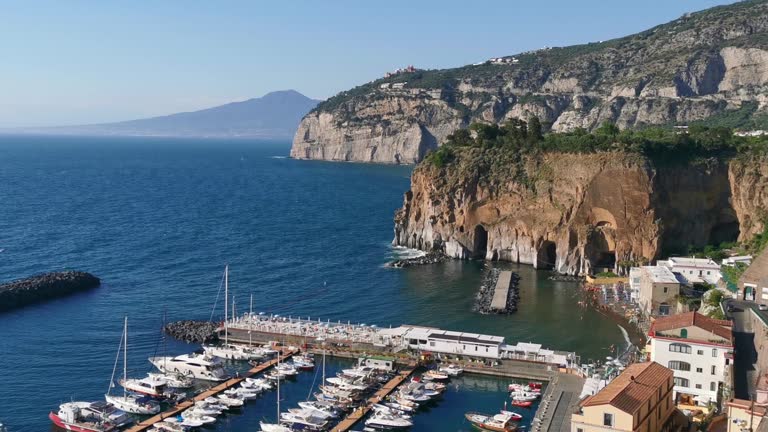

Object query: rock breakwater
[388,251,447,268]
[0,271,100,312]
[474,268,520,314]
[164,320,219,343]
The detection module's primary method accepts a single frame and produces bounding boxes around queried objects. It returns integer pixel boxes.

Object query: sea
[0,136,626,431]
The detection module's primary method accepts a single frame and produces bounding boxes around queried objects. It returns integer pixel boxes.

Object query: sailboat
[105,317,161,415]
[260,351,292,432]
[203,265,263,361]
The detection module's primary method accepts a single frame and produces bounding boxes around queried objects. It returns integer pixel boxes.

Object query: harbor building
[658,257,722,286]
[646,312,733,411]
[633,266,681,317]
[570,361,683,432]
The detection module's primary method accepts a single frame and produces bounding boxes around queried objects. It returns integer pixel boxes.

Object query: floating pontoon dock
[124,349,297,432]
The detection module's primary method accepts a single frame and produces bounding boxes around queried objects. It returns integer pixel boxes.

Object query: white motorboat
[464,411,518,432]
[202,398,229,411]
[422,370,449,381]
[326,376,368,391]
[275,363,299,376]
[121,375,167,397]
[293,355,315,370]
[203,343,254,361]
[217,394,244,407]
[181,410,216,424]
[384,401,415,413]
[280,409,328,430]
[149,353,229,381]
[438,364,464,376]
[149,420,187,432]
[260,422,293,432]
[49,401,133,432]
[372,404,411,419]
[365,412,413,429]
[147,372,194,389]
[245,377,273,390]
[341,366,375,378]
[225,387,260,400]
[190,401,222,416]
[510,390,539,402]
[105,317,161,415]
[297,401,340,419]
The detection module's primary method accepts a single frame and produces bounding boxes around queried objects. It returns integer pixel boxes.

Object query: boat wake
[270,156,287,159]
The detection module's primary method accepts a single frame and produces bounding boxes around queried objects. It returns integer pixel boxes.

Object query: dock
[330,364,418,432]
[490,270,513,311]
[530,373,585,432]
[124,349,297,432]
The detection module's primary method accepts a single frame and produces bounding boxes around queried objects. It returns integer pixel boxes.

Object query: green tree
[528,116,543,143]
[597,121,620,140]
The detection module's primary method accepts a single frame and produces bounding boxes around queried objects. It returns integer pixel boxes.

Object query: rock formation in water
[164,320,219,343]
[0,271,101,312]
[392,151,768,275]
[292,1,768,164]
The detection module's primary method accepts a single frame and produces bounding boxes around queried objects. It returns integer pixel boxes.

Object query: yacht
[122,375,167,397]
[49,401,132,432]
[365,411,413,429]
[297,401,340,418]
[147,371,194,389]
[280,409,328,430]
[438,364,464,376]
[464,411,519,432]
[260,422,293,432]
[149,353,229,381]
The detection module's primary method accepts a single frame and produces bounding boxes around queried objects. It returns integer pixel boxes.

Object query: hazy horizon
[0,0,738,127]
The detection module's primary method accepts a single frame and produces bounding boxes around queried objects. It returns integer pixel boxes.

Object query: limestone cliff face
[393,152,768,275]
[730,156,768,240]
[292,1,768,164]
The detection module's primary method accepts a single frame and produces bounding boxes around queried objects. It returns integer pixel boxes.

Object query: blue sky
[0,0,738,127]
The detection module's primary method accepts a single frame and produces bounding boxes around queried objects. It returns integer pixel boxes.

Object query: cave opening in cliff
[709,221,740,246]
[537,241,557,269]
[588,229,616,271]
[473,225,488,259]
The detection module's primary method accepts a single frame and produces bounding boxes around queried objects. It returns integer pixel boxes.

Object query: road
[725,299,762,400]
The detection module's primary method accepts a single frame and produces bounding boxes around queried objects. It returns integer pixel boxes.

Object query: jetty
[490,270,513,311]
[124,349,297,432]
[0,271,100,312]
[330,364,417,432]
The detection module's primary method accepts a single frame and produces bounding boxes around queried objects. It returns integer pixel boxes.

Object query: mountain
[291,0,768,163]
[16,90,320,139]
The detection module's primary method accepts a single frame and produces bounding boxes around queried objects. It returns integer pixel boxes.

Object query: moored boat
[49,401,132,432]
[464,411,518,432]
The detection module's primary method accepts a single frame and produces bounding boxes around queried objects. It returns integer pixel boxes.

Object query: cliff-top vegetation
[425,119,768,169]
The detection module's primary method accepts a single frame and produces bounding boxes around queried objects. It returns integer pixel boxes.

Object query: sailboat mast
[276,349,281,420]
[224,265,229,346]
[249,293,253,346]
[123,316,128,398]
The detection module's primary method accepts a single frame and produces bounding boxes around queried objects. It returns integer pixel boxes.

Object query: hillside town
[572,247,768,432]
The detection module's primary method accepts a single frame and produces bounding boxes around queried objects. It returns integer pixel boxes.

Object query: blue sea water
[0,136,624,431]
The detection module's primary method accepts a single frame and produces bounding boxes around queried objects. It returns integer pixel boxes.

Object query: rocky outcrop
[164,320,219,343]
[393,152,768,275]
[0,271,100,312]
[292,1,768,164]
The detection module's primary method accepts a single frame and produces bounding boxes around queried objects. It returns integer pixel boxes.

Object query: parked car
[727,304,735,313]
[758,304,768,311]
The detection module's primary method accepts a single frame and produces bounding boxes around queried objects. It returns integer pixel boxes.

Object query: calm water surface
[0,136,624,431]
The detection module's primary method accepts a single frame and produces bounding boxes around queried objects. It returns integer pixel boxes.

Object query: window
[670,343,691,354]
[663,287,668,293]
[668,360,691,371]
[696,367,703,373]
[712,348,718,357]
[577,429,583,432]
[659,302,671,316]
[680,329,688,338]
[711,365,716,375]
[475,346,478,351]
[429,341,435,347]
[603,413,613,427]
[697,350,703,355]
[674,377,689,387]
[695,384,702,389]
[710,382,717,391]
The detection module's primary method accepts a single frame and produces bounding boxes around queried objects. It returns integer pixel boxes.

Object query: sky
[0,0,739,127]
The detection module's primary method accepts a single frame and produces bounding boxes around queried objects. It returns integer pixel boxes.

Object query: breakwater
[164,320,219,343]
[474,268,520,314]
[0,271,100,312]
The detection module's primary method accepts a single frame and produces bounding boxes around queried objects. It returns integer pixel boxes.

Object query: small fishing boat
[509,400,533,408]
[217,394,244,407]
[293,355,315,370]
[423,370,450,381]
[465,411,518,432]
[438,364,464,376]
[49,401,132,432]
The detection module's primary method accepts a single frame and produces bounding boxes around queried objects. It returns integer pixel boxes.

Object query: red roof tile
[649,312,732,343]
[582,362,672,414]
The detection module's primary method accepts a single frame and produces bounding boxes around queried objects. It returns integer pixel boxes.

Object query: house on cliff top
[738,248,768,302]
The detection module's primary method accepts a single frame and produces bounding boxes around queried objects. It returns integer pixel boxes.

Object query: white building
[722,255,752,267]
[658,257,722,285]
[647,312,733,408]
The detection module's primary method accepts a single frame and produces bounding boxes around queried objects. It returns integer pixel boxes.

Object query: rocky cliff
[393,151,768,275]
[292,1,768,164]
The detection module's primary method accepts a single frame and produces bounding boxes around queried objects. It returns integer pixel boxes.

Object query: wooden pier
[124,350,297,432]
[490,271,513,311]
[330,364,418,432]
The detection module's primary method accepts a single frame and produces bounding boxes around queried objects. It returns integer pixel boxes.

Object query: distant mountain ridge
[11,90,320,139]
[291,0,768,163]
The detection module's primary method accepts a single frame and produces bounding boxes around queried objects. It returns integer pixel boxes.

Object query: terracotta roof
[582,362,672,414]
[649,311,733,343]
